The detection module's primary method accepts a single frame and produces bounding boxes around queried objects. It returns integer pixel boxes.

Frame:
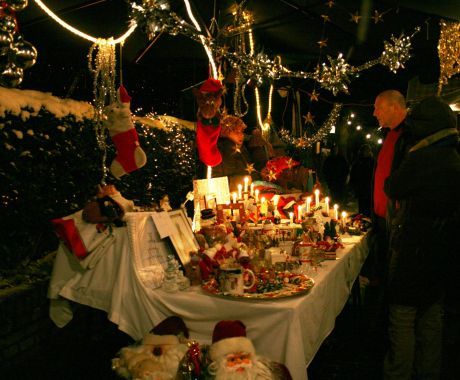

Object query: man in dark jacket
[383,96,460,379]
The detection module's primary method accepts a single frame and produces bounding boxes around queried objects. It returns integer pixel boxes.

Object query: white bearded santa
[112,316,189,380]
[207,320,292,380]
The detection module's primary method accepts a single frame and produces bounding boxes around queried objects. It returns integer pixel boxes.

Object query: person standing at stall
[383,96,460,379]
[360,90,408,290]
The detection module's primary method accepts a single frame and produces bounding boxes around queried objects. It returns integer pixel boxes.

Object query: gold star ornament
[372,10,384,24]
[245,163,255,174]
[317,39,328,48]
[349,12,361,24]
[268,170,278,181]
[321,14,330,23]
[326,1,335,8]
[233,145,242,154]
[303,112,315,125]
[310,89,319,102]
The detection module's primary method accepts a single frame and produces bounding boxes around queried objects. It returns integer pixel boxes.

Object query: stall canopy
[15,1,460,123]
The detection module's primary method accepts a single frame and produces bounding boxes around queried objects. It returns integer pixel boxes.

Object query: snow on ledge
[0,87,94,121]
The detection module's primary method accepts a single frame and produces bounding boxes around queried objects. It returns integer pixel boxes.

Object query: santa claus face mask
[225,352,253,373]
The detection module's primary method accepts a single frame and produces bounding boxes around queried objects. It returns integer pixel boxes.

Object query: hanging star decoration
[326,1,335,8]
[309,89,319,102]
[245,163,255,174]
[303,112,315,125]
[372,10,384,24]
[317,39,328,48]
[349,12,361,24]
[321,14,331,23]
[286,158,295,169]
[233,145,242,154]
[380,27,420,73]
[267,170,278,181]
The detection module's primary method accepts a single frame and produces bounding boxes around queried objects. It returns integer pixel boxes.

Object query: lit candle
[289,212,294,225]
[232,192,237,204]
[306,196,312,213]
[260,197,268,215]
[250,183,255,196]
[325,196,330,215]
[341,211,347,228]
[244,176,249,193]
[333,204,339,220]
[255,189,260,203]
[297,204,304,219]
[314,189,320,206]
[237,184,243,200]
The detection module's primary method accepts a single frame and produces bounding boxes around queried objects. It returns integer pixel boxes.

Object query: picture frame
[216,203,246,224]
[168,209,200,266]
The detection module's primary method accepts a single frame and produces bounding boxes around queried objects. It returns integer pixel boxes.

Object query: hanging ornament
[0,29,13,52]
[0,61,23,87]
[437,20,460,95]
[380,27,420,73]
[6,0,28,12]
[349,12,361,24]
[12,37,37,69]
[87,39,117,182]
[0,14,17,34]
[314,54,353,95]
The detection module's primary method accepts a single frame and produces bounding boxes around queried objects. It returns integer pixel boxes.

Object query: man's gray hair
[377,90,406,109]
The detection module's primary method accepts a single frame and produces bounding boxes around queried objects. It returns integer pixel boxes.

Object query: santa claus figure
[207,320,292,380]
[112,316,189,380]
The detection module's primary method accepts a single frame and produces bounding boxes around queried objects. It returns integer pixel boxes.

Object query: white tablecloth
[48,212,368,380]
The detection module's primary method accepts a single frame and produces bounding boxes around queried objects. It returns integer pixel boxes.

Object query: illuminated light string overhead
[248,25,274,131]
[344,111,384,144]
[33,0,137,45]
[183,0,218,79]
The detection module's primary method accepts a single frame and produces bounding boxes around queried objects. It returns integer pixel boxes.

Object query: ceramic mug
[219,267,256,295]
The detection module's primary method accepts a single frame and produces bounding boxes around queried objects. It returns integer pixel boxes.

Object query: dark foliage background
[0,109,197,271]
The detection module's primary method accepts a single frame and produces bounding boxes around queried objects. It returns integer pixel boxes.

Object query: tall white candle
[232,192,237,204]
[314,189,320,206]
[341,211,347,227]
[250,183,255,196]
[255,189,260,203]
[289,212,294,225]
[237,184,243,200]
[306,196,312,213]
[333,204,339,220]
[325,196,330,214]
[244,176,249,193]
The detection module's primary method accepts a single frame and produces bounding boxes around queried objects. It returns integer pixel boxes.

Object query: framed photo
[216,203,246,224]
[168,209,200,266]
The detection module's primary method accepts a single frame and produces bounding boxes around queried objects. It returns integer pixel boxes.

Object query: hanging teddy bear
[103,85,147,178]
[192,78,224,167]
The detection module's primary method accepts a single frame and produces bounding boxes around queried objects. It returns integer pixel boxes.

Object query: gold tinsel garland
[437,20,460,95]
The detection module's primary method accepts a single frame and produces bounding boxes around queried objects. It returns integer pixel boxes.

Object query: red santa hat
[143,316,189,346]
[118,85,132,103]
[199,78,223,93]
[209,320,255,361]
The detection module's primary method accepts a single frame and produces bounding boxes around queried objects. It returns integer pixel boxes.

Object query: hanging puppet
[193,78,224,167]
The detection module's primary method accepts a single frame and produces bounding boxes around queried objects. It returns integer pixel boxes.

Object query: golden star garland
[280,103,343,149]
[437,19,460,95]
